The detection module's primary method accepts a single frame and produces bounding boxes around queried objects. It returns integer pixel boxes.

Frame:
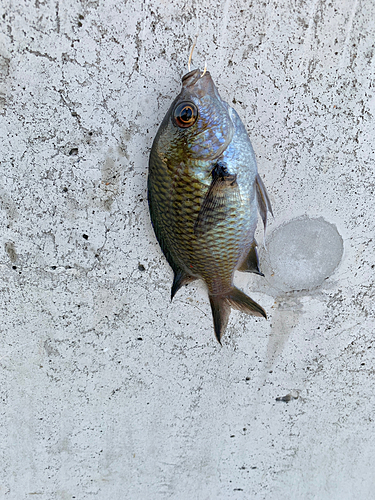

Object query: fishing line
[188,37,197,72]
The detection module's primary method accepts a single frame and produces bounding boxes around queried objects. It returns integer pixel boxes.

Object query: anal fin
[238,241,264,276]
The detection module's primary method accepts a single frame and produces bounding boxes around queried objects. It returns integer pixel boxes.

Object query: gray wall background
[1,0,374,498]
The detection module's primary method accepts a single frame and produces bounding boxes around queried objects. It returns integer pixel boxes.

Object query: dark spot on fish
[82,234,88,240]
[51,266,56,270]
[212,160,228,177]
[62,187,68,192]
[212,161,237,184]
[137,337,143,341]
[12,265,17,270]
[69,147,78,155]
[138,263,145,271]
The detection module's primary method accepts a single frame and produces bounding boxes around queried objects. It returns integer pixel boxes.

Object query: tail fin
[209,287,267,344]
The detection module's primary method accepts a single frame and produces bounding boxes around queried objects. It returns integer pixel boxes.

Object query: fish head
[155,69,234,162]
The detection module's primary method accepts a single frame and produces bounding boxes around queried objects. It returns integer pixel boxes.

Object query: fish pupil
[181,107,192,122]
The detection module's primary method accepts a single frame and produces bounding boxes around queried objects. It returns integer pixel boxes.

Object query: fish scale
[148,67,273,343]
[151,159,239,284]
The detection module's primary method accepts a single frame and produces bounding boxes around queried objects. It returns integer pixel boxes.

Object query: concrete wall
[1,0,374,498]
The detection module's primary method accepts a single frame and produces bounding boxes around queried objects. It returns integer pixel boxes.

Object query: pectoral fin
[194,161,241,237]
[256,174,273,234]
[238,240,264,276]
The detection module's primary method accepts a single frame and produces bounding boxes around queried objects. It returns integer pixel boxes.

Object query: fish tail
[209,287,267,344]
[209,294,231,345]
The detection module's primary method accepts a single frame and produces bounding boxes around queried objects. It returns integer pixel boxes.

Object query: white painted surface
[0,0,374,498]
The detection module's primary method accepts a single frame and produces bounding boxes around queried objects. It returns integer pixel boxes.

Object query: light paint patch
[261,217,344,293]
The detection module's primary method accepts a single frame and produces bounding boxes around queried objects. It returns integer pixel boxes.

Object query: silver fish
[148,64,273,343]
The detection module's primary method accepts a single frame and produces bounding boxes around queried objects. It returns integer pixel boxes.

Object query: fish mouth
[182,69,211,87]
[181,68,222,103]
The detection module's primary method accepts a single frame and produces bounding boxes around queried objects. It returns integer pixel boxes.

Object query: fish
[148,60,273,344]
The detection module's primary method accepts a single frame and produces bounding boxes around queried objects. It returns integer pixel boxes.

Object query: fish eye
[174,102,198,128]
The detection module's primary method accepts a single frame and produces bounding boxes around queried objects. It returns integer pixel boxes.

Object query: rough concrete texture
[0,0,374,498]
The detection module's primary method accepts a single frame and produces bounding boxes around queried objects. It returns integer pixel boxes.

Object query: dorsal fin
[171,269,196,301]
